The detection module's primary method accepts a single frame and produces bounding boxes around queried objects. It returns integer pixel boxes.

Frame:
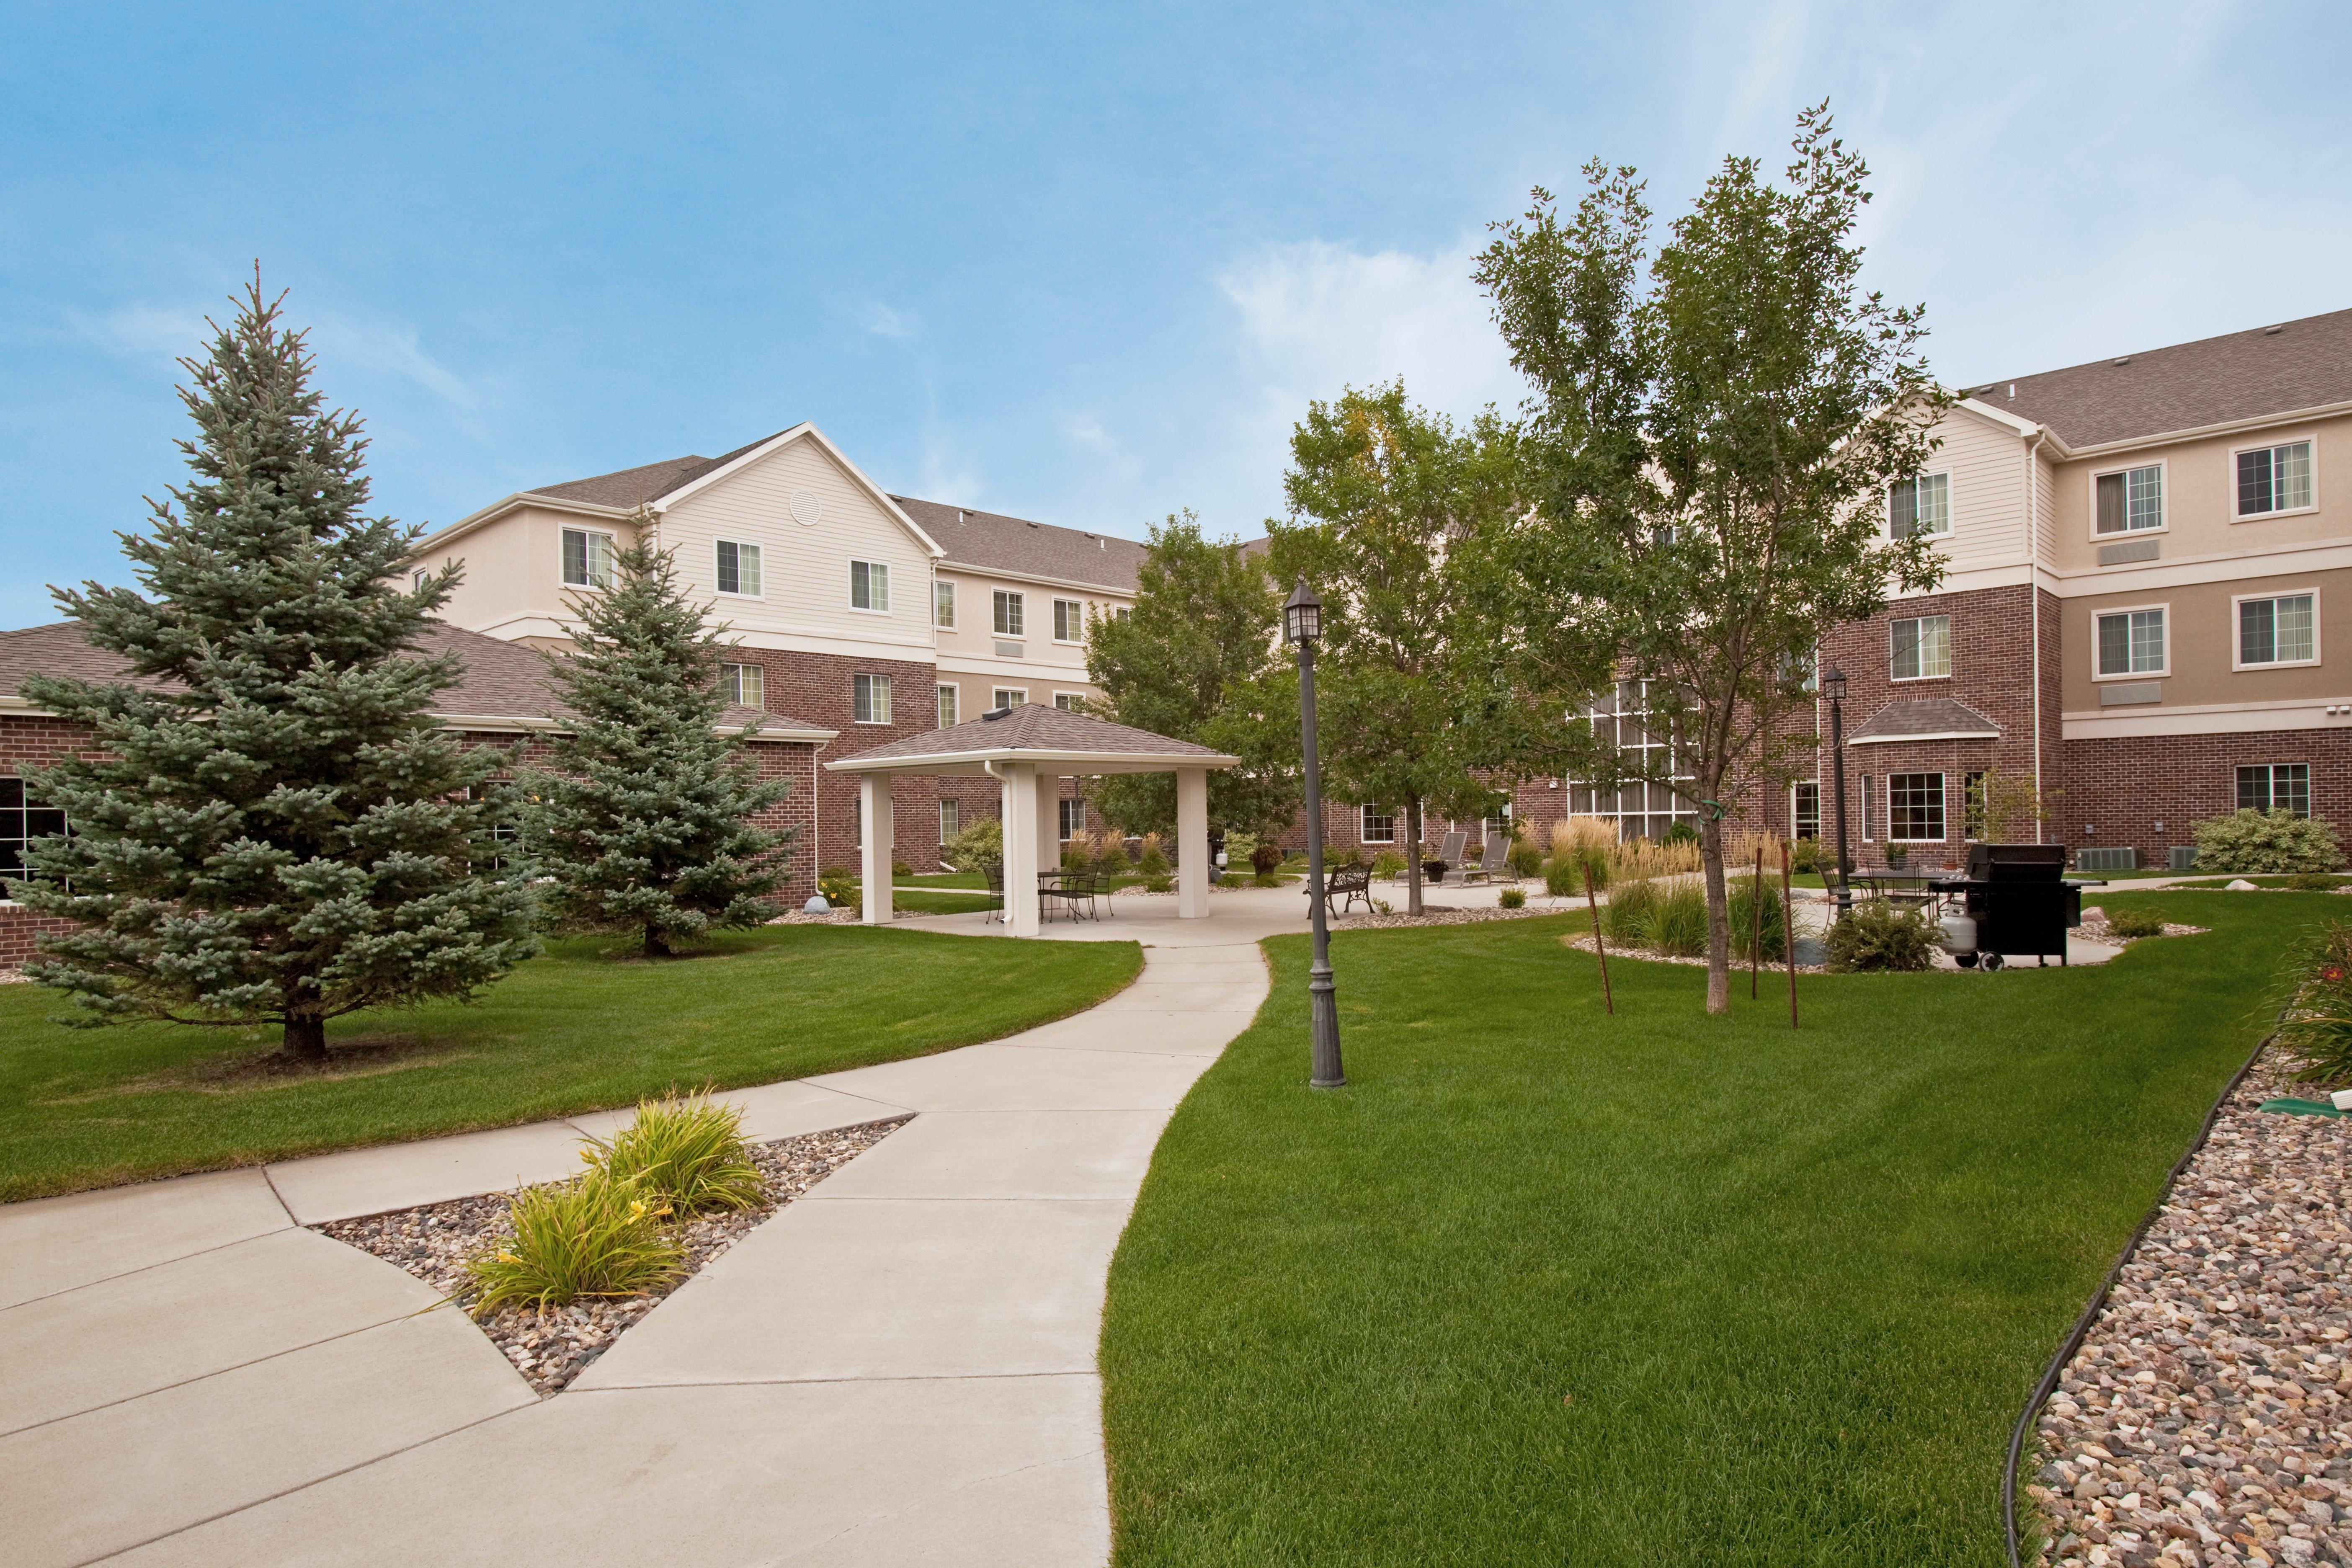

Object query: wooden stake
[1585,862,1613,1015]
[1780,841,1799,1028]
[1749,843,1764,998]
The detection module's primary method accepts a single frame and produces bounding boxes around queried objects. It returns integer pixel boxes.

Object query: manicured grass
[0,925,1140,1201]
[892,889,1000,913]
[1102,891,2302,1566]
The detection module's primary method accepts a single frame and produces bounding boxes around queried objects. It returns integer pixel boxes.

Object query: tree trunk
[643,924,672,959]
[1406,795,1425,917]
[283,1014,328,1060]
[1700,810,1730,1014]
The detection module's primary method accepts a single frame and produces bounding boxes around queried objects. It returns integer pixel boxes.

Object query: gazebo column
[1036,773,1063,879]
[999,763,1042,937]
[859,772,894,926]
[1176,766,1210,919]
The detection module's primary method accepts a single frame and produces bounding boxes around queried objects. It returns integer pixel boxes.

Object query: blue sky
[3,0,2347,625]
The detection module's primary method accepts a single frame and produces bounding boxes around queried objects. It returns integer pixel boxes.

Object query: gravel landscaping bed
[319,1117,908,1395]
[2028,1065,2352,1567]
[2077,910,2215,946]
[1338,901,1566,929]
[1559,930,1829,972]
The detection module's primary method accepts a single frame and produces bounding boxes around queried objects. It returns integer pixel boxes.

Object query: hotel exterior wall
[2063,727,2352,871]
[2062,565,2352,712]
[2046,410,2352,574]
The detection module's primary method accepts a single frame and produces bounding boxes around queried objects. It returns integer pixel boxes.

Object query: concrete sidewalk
[0,940,1267,1568]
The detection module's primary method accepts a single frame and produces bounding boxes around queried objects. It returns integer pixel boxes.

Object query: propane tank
[1938,910,1977,958]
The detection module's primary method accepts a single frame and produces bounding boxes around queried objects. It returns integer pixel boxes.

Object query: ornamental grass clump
[591,1093,764,1215]
[1647,879,1709,957]
[2277,919,2352,1085]
[1602,879,1656,945]
[1543,858,1581,898]
[464,1173,686,1317]
[1498,887,1527,909]
[1725,875,1788,958]
[1550,818,1614,890]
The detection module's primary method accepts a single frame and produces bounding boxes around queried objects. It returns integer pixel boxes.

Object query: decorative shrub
[1725,875,1788,959]
[892,859,911,880]
[1222,832,1257,874]
[1372,850,1407,879]
[1251,841,1285,875]
[2192,808,2344,874]
[1825,902,1936,972]
[1602,878,1656,944]
[1498,886,1527,909]
[943,816,1003,873]
[2276,920,2352,1083]
[1883,842,1909,870]
[2104,908,2165,939]
[464,1173,685,1316]
[591,1093,764,1216]
[1648,879,1708,956]
[1788,837,1829,875]
[1661,820,1700,847]
[1144,874,1173,893]
[2289,872,2343,892]
[817,867,857,907]
[1096,836,1132,874]
[1508,840,1543,879]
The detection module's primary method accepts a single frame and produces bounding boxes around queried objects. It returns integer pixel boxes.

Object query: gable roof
[0,622,830,740]
[530,436,773,510]
[1976,307,2352,450]
[1844,696,2001,746]
[826,702,1234,775]
[890,495,1147,593]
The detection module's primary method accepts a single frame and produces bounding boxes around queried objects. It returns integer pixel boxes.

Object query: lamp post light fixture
[1284,578,1344,1089]
[1822,664,1854,924]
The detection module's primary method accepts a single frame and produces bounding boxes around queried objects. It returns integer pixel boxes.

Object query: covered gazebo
[824,704,1240,936]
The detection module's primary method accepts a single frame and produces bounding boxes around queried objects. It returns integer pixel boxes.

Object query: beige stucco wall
[930,566,1127,722]
[420,504,643,638]
[2063,564,2352,711]
[2047,410,2350,573]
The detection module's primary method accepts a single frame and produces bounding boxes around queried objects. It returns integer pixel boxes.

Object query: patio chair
[980,863,1006,923]
[1460,835,1511,885]
[1426,829,1469,885]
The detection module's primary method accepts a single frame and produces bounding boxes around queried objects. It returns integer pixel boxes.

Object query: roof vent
[2113,356,2131,366]
[2009,382,2016,399]
[2266,324,2285,335]
[1026,521,1040,529]
[982,706,1012,721]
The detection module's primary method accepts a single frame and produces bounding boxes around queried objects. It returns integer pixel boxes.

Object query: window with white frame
[721,663,763,708]
[411,567,428,593]
[939,798,959,842]
[936,683,958,728]
[2094,464,2165,534]
[716,540,762,596]
[1059,799,1083,841]
[2239,592,2317,667]
[991,686,1027,709]
[1053,599,1083,642]
[0,777,67,884]
[2238,440,2314,518]
[2239,763,2311,818]
[1888,773,1945,842]
[1781,646,1818,694]
[850,560,890,612]
[2096,607,2167,677]
[993,590,1024,637]
[1113,606,1132,623]
[1888,473,1951,538]
[1792,781,1821,839]
[1359,803,1396,843]
[1890,615,1951,681]
[1860,774,1873,841]
[852,673,892,724]
[934,580,956,629]
[1054,692,1084,712]
[561,528,614,588]
[1565,679,1696,841]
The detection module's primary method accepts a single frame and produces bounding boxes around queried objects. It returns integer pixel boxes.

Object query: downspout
[2023,428,2048,843]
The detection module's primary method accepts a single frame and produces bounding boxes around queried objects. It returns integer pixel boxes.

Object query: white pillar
[1176,766,1210,919]
[1036,773,1063,877]
[1001,763,1042,937]
[859,772,893,926]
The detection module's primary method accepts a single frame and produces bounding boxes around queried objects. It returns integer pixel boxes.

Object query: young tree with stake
[1476,105,1949,1013]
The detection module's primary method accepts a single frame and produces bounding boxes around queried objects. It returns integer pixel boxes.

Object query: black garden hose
[2002,1031,2275,1567]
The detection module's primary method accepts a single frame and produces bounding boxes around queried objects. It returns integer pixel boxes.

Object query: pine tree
[522,532,796,957]
[14,276,538,1058]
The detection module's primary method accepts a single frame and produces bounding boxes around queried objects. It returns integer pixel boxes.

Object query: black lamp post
[1284,578,1344,1089]
[1823,664,1854,923]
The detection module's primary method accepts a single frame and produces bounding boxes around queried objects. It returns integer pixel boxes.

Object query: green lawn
[0,925,1140,1201]
[1102,890,2300,1566]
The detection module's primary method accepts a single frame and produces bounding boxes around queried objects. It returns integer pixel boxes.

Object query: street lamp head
[1821,665,1848,704]
[1283,578,1323,646]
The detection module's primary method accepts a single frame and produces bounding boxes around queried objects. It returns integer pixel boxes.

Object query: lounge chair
[1460,836,1511,885]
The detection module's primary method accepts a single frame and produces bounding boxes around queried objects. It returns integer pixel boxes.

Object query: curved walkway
[0,938,1269,1568]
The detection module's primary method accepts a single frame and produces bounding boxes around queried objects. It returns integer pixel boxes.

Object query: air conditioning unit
[2169,845,2198,871]
[2076,847,2138,872]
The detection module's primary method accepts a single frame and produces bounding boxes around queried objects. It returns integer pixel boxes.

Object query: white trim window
[1792,781,1821,840]
[993,590,1025,637]
[2236,440,2315,519]
[1058,799,1083,841]
[991,686,1028,709]
[850,560,890,613]
[1890,615,1951,681]
[1859,774,1873,842]
[1888,772,1945,843]
[934,580,956,629]
[2095,606,2168,678]
[0,776,67,883]
[2238,763,2311,818]
[715,539,763,597]
[2236,591,2318,668]
[2094,463,2165,535]
[852,673,892,724]
[936,683,958,728]
[561,527,615,588]
[1888,472,1951,538]
[720,663,764,708]
[1112,606,1132,623]
[411,567,429,593]
[1053,598,1084,642]
[1359,803,1396,843]
[1054,692,1084,712]
[939,798,960,843]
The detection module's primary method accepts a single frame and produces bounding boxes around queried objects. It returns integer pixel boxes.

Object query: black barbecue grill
[1926,844,2098,970]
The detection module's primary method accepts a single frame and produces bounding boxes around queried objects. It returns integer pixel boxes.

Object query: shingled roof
[0,622,827,739]
[826,703,1233,773]
[1844,697,2001,745]
[1979,307,2352,449]
[529,431,783,511]
[890,495,1147,593]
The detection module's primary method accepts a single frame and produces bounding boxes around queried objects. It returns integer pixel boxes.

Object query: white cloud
[852,299,918,340]
[70,299,482,411]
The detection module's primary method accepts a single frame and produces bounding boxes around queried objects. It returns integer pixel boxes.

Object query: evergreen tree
[522,531,795,957]
[14,277,537,1058]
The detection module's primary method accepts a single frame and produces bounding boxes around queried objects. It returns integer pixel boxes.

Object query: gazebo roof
[825,702,1240,776]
